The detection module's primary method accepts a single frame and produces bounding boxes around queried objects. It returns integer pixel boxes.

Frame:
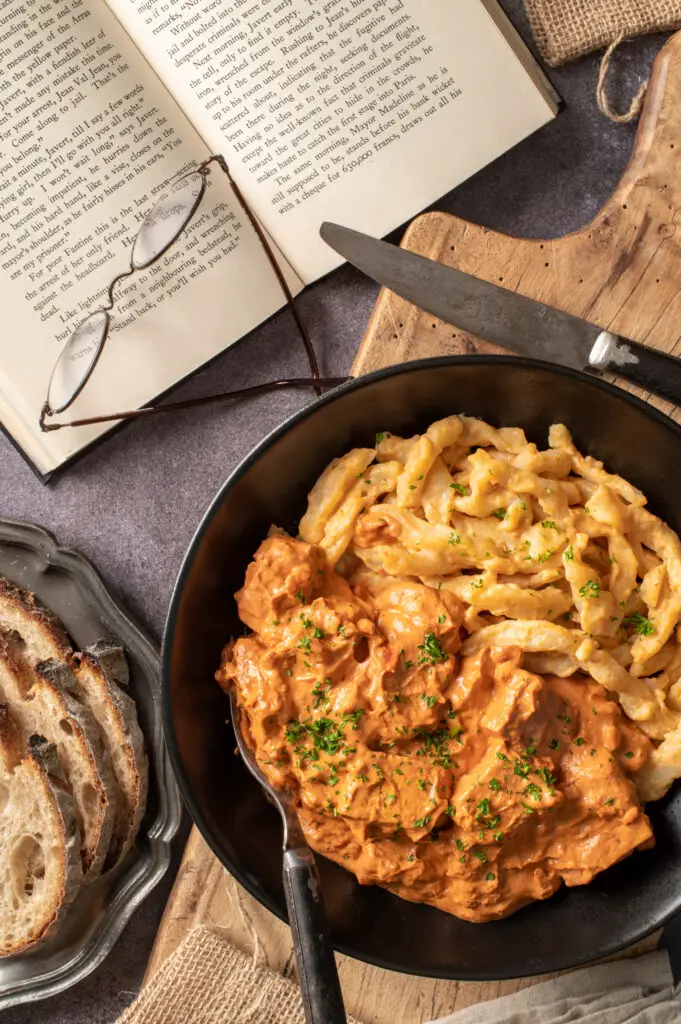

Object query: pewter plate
[0,518,182,1009]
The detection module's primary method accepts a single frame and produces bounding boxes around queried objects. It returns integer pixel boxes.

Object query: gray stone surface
[0,4,671,1021]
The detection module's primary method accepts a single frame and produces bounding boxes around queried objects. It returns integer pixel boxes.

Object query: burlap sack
[523,0,681,65]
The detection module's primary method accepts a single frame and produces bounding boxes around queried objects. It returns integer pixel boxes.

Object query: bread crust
[0,706,83,957]
[73,643,148,867]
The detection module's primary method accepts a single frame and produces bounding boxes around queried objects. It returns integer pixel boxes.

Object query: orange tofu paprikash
[217,534,654,923]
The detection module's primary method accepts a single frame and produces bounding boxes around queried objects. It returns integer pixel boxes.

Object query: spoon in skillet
[229,689,347,1024]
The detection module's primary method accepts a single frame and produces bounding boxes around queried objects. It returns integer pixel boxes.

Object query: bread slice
[0,637,115,878]
[0,577,72,665]
[0,578,148,868]
[0,704,82,957]
[72,643,148,867]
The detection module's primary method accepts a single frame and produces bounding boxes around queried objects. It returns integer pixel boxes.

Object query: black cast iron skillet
[162,356,681,981]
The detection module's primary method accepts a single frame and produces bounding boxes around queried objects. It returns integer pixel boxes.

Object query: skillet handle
[282,846,346,1024]
[588,332,681,406]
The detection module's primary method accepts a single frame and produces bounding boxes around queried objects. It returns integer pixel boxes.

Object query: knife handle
[589,331,681,406]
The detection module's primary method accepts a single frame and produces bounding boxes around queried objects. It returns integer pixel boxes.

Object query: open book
[1,0,557,479]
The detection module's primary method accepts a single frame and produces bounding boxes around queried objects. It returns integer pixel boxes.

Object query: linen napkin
[117,924,680,1024]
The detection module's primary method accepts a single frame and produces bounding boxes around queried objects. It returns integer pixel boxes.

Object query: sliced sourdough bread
[72,643,148,867]
[0,637,115,878]
[0,703,82,957]
[0,577,72,664]
[0,579,148,868]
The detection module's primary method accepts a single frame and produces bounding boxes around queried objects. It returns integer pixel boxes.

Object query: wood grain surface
[144,29,681,1020]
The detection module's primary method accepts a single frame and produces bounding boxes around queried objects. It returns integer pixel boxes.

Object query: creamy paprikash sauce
[217,534,654,922]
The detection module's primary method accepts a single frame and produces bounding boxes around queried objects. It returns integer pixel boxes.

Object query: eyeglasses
[39,154,349,433]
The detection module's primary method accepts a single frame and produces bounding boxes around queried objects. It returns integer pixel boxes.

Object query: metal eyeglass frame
[39,154,348,433]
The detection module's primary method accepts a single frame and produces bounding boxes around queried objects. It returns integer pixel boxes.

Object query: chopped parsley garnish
[422,694,438,708]
[408,484,416,491]
[624,751,635,759]
[537,766,557,788]
[407,852,415,862]
[524,782,542,801]
[417,632,447,664]
[295,589,306,602]
[417,778,426,790]
[491,508,506,520]
[521,802,535,815]
[311,680,331,709]
[448,532,461,545]
[470,577,484,589]
[624,612,655,636]
[456,839,465,852]
[492,831,503,842]
[485,871,495,881]
[524,744,537,757]
[564,546,574,561]
[472,849,487,863]
[496,752,510,762]
[450,482,466,494]
[342,709,365,730]
[579,578,601,599]
[541,520,559,530]
[338,624,347,637]
[405,660,413,669]
[513,758,532,779]
[605,797,615,806]
[356,772,368,782]
[536,550,552,564]
[413,816,430,828]
[489,778,501,792]
[476,798,491,819]
[297,636,313,654]
[437,613,447,624]
[556,714,571,723]
[444,805,456,818]
[312,626,326,640]
[375,432,385,444]
[574,737,585,747]
[548,738,559,750]
[305,718,345,754]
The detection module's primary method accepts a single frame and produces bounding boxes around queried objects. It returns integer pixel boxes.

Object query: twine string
[597,33,649,123]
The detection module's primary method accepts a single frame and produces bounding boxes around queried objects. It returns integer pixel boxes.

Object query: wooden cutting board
[143,30,681,1021]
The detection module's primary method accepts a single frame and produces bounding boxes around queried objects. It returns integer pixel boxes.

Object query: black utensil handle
[589,333,681,406]
[283,847,346,1024]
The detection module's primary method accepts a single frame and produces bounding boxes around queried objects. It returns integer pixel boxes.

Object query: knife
[320,222,681,407]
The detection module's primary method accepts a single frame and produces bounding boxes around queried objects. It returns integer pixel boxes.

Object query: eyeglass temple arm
[206,155,321,392]
[38,378,351,431]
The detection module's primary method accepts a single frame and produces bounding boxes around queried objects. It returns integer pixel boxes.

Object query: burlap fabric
[116,925,360,1024]
[523,0,681,65]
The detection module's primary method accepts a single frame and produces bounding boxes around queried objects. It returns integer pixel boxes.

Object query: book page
[0,0,301,475]
[104,0,556,283]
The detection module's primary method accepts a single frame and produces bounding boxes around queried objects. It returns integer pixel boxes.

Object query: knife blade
[320,222,681,408]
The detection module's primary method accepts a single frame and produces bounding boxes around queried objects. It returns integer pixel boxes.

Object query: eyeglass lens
[46,309,111,413]
[131,172,205,270]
